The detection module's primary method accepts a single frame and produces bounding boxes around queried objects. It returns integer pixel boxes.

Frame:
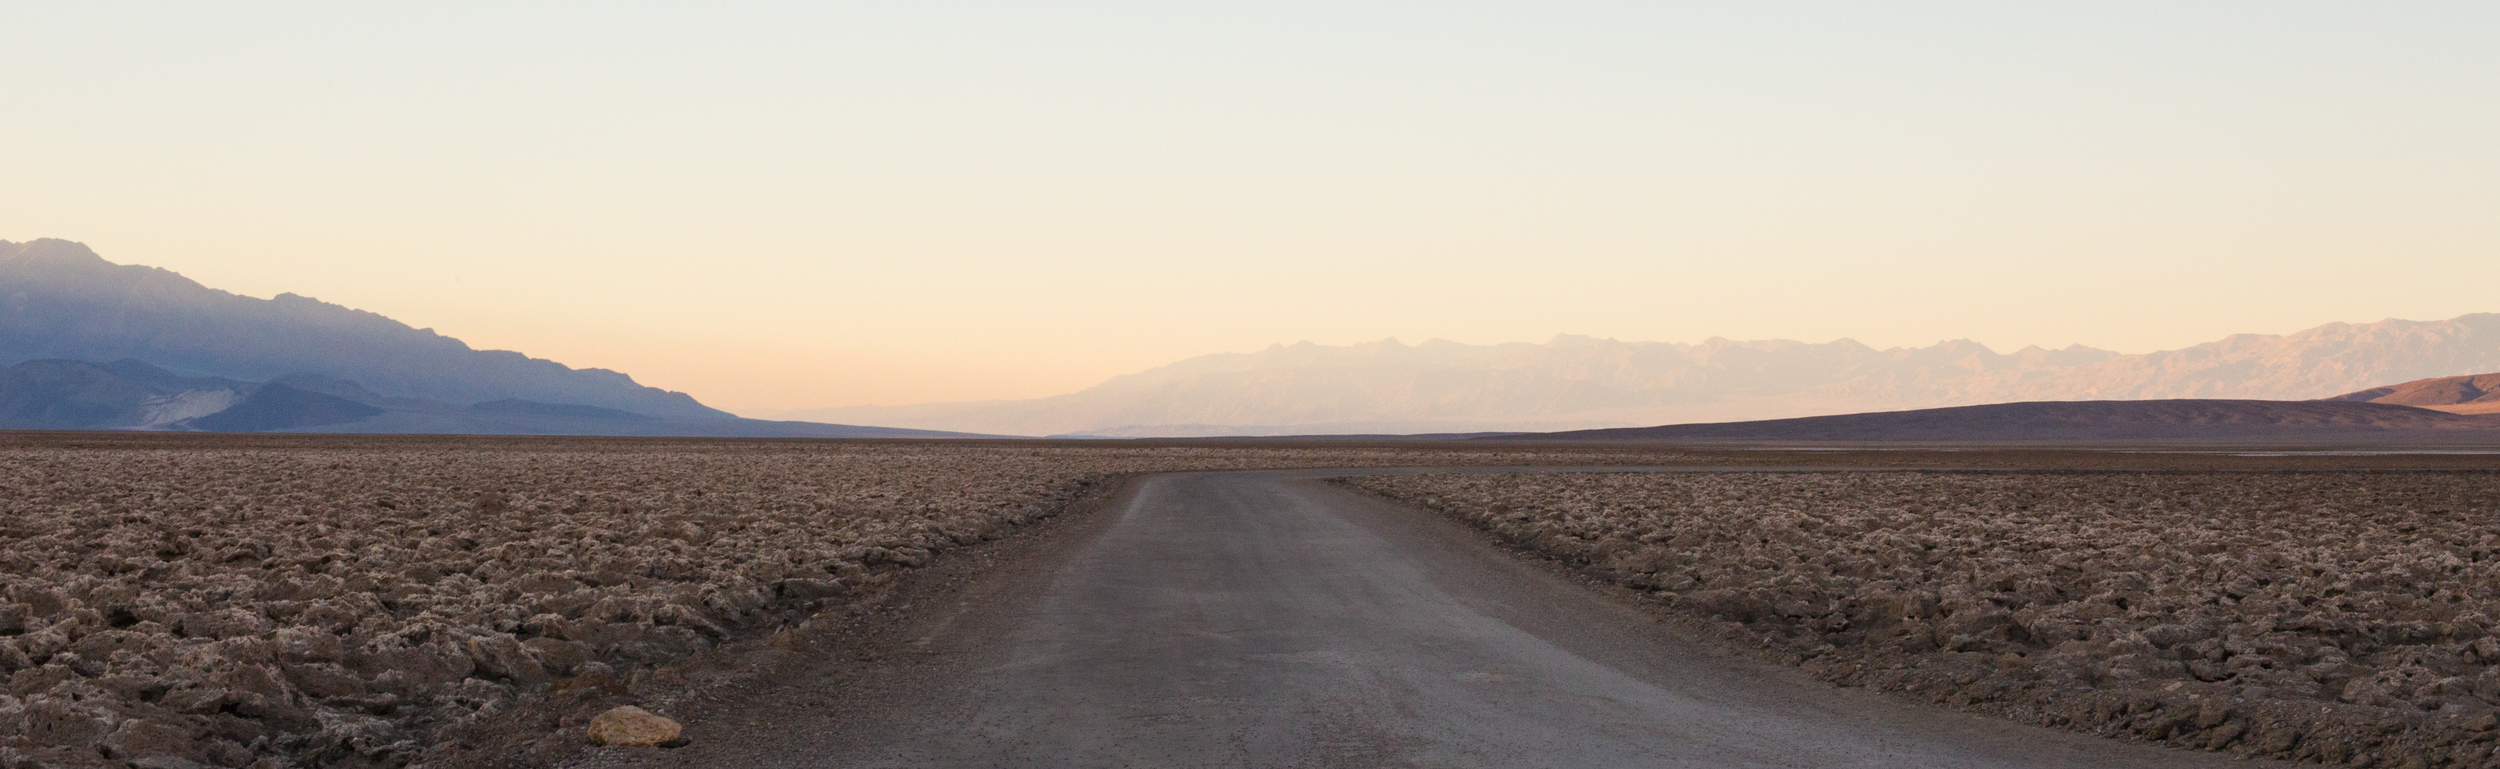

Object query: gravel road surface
[578,469,2281,768]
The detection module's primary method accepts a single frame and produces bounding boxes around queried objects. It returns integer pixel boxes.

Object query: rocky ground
[1336,470,2500,768]
[0,436,1615,769]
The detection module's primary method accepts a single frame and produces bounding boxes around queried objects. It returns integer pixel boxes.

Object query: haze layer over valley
[22,237,2498,440]
[779,315,2500,437]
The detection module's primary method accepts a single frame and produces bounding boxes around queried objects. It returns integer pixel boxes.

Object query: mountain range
[0,357,973,437]
[1505,372,2500,443]
[779,314,2500,437]
[2326,372,2500,416]
[1517,398,2500,443]
[16,236,2500,441]
[0,239,972,438]
[1,238,724,419]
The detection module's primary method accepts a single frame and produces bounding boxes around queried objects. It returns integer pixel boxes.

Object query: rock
[2466,711,2500,732]
[775,578,846,601]
[364,639,475,689]
[158,686,241,716]
[2194,697,2233,728]
[102,718,206,765]
[178,610,268,641]
[522,637,591,677]
[198,738,253,767]
[2140,624,2207,648]
[307,712,403,759]
[509,573,585,595]
[464,633,550,685]
[279,663,367,699]
[585,706,682,747]
[653,603,726,639]
[549,672,629,700]
[22,697,113,749]
[272,627,345,664]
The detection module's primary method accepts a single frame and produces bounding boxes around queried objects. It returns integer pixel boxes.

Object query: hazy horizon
[8,3,2496,413]
[748,319,2472,413]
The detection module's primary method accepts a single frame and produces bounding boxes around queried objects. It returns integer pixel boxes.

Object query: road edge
[433,473,1143,769]
[1316,472,2445,768]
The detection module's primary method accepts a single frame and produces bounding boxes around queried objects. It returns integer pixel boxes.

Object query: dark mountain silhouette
[0,238,726,419]
[0,357,988,438]
[0,359,164,429]
[183,383,385,432]
[0,359,252,430]
[265,373,401,406]
[468,399,656,421]
[1503,400,2500,443]
[2327,373,2500,415]
[101,358,252,395]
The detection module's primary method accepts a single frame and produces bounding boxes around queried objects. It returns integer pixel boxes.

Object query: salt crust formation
[0,442,1598,768]
[1340,471,2500,768]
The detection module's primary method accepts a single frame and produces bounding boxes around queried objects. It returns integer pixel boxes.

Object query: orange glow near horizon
[5,3,2496,413]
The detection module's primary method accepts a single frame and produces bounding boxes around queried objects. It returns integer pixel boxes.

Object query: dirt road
[577,469,2281,768]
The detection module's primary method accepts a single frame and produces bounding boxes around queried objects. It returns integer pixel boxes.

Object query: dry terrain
[9,433,2500,768]
[2332,373,2500,416]
[1514,399,2500,442]
[570,467,2282,769]
[1337,470,2500,768]
[0,435,1616,769]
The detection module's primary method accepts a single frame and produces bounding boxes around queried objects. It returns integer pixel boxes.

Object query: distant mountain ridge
[0,238,726,419]
[786,314,2500,437]
[0,238,992,438]
[0,358,984,438]
[0,358,249,430]
[1507,399,2500,443]
[185,383,386,433]
[2328,373,2500,416]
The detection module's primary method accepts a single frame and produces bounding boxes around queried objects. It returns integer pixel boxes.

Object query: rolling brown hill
[1502,399,2500,443]
[2326,372,2500,415]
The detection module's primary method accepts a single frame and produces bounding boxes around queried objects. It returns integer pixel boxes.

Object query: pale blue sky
[5,2,2495,410]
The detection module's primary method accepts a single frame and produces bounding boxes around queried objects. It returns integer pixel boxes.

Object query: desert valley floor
[4,434,2500,768]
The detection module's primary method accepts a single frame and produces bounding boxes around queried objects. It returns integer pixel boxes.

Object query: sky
[4,2,2496,414]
